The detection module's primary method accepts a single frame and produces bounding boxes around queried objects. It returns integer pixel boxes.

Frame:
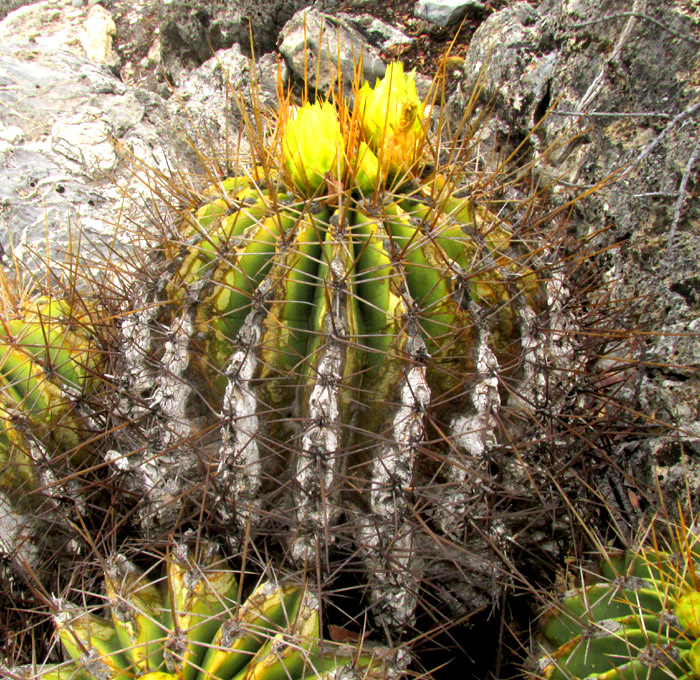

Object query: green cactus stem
[534,527,700,680]
[0,294,104,508]
[105,61,557,629]
[14,541,401,680]
[0,60,567,633]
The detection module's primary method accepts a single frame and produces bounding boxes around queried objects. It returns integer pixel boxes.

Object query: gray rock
[0,6,288,266]
[175,45,285,150]
[339,12,414,51]
[0,0,118,66]
[278,7,386,96]
[0,0,29,23]
[414,0,485,28]
[451,2,549,128]
[449,0,700,509]
[156,0,309,84]
[0,41,201,266]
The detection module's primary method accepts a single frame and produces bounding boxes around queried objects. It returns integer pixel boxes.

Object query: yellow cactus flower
[677,591,700,636]
[282,101,345,197]
[354,141,381,195]
[356,62,425,177]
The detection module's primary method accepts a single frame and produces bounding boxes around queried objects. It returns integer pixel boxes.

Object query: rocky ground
[0,0,699,677]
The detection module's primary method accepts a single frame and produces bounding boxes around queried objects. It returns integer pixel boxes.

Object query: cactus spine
[0,292,103,508]
[1,59,560,636]
[111,62,546,627]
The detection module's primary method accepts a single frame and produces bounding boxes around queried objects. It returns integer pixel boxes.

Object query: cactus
[533,520,700,680]
[0,289,105,509]
[106,61,553,629]
[14,541,399,680]
[0,56,599,651]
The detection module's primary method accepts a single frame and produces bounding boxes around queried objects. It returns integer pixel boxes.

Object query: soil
[341,0,534,74]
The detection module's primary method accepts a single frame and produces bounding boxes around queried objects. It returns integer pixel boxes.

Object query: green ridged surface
[535,537,700,680]
[0,61,554,637]
[0,297,101,503]
[45,542,396,680]
[164,175,541,416]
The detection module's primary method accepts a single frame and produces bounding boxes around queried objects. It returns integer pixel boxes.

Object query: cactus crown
[24,542,397,680]
[277,61,425,196]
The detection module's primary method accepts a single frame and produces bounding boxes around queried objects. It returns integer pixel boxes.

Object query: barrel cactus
[0,290,105,507]
[110,61,554,628]
[533,523,700,680]
[14,541,399,680]
[0,58,579,639]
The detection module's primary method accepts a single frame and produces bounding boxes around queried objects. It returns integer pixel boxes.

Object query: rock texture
[0,34,282,267]
[0,41,164,265]
[278,7,386,94]
[450,0,700,512]
[156,0,310,83]
[415,0,485,28]
[0,1,118,64]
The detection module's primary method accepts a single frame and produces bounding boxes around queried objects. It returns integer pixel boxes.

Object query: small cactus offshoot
[533,520,700,680]
[22,542,398,680]
[0,291,103,508]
